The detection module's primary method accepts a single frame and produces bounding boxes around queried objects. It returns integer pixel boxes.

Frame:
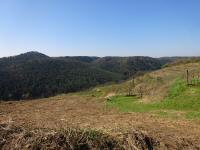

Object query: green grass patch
[107,96,155,112]
[168,79,187,98]
[157,86,200,111]
[107,79,200,121]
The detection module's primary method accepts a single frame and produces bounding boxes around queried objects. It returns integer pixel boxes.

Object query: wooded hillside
[0,51,174,100]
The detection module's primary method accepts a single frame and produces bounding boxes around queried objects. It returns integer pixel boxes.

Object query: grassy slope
[107,77,200,121]
[77,61,200,121]
[107,79,200,108]
[78,62,200,98]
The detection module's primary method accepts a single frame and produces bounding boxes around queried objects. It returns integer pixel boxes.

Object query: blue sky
[0,0,200,57]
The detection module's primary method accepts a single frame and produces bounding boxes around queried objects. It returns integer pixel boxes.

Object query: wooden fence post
[186,70,189,85]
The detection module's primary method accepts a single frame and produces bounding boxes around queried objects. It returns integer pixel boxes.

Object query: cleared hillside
[77,60,200,120]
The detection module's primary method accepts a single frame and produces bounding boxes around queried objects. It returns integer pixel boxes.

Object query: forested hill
[0,51,173,100]
[92,56,164,79]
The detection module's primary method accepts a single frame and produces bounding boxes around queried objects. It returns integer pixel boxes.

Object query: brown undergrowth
[0,123,161,150]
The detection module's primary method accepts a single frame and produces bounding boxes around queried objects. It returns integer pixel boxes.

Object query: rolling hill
[0,52,121,100]
[0,51,176,100]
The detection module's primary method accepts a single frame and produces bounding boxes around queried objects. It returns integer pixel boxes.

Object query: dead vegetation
[0,123,163,150]
[0,123,122,150]
[1,94,200,149]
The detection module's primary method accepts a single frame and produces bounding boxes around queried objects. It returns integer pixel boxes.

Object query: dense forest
[0,51,174,100]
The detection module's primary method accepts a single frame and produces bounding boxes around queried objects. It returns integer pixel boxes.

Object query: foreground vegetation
[0,123,123,150]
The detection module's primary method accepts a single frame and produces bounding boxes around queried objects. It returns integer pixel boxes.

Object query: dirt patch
[105,92,116,100]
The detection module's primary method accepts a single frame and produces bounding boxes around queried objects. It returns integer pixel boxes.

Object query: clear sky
[0,0,200,57]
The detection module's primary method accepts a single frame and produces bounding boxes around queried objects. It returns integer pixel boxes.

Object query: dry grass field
[1,94,200,149]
